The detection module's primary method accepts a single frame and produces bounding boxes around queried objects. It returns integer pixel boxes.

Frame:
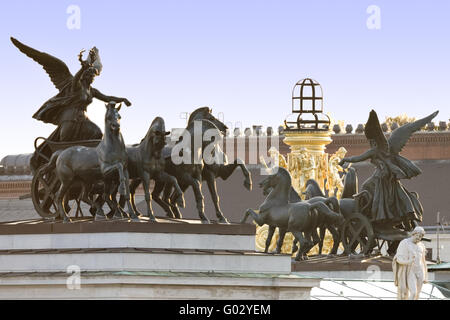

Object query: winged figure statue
[340,109,438,230]
[10,37,132,172]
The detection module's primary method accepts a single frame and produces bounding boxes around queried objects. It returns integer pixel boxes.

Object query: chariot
[31,137,102,219]
[336,168,415,256]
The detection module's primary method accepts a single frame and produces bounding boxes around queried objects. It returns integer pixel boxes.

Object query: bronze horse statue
[184,107,252,223]
[48,102,138,222]
[120,117,185,221]
[241,167,344,260]
[130,107,252,223]
[150,116,228,224]
[261,171,342,257]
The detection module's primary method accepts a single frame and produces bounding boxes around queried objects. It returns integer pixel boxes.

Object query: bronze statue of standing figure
[11,37,132,173]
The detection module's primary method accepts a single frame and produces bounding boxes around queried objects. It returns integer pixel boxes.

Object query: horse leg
[318,227,326,255]
[84,184,103,217]
[276,228,287,254]
[158,172,185,209]
[105,163,137,221]
[152,181,175,218]
[96,183,111,221]
[305,230,320,259]
[129,178,142,216]
[122,169,139,221]
[292,231,309,261]
[328,226,340,255]
[241,208,266,226]
[95,178,117,220]
[218,159,252,191]
[55,181,73,224]
[166,183,184,219]
[311,229,321,256]
[118,179,139,217]
[81,183,104,219]
[63,196,71,218]
[110,181,126,220]
[265,225,276,253]
[141,171,156,222]
[185,175,208,224]
[204,170,228,224]
[79,183,92,213]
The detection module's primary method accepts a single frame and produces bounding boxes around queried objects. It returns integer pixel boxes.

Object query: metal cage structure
[284,78,331,131]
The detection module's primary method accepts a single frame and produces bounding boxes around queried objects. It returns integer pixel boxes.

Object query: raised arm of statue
[340,148,376,166]
[92,88,132,106]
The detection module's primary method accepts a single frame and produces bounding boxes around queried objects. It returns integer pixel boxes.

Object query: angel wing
[364,109,389,153]
[389,111,439,154]
[11,37,73,91]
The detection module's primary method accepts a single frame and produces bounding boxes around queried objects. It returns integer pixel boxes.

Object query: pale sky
[0,0,449,158]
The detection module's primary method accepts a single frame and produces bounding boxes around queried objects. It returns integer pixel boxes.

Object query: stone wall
[218,131,450,164]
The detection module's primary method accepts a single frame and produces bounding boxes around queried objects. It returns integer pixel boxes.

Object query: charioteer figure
[11,37,132,173]
[339,110,438,232]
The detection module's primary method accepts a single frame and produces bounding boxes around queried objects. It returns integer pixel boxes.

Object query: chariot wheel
[31,167,61,219]
[341,212,375,255]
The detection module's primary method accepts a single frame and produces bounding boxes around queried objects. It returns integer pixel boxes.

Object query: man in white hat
[392,226,428,300]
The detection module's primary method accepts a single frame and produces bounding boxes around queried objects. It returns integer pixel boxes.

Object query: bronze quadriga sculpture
[241,167,344,260]
[11,37,183,223]
[305,110,439,256]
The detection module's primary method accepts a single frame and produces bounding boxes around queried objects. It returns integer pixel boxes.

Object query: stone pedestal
[0,271,319,300]
[0,217,320,299]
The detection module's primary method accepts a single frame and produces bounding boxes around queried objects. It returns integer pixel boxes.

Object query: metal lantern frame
[284,78,331,131]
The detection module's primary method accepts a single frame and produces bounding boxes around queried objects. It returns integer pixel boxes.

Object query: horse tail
[40,149,62,175]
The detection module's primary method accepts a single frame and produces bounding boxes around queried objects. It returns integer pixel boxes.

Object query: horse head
[305,179,325,199]
[259,173,276,193]
[259,167,292,197]
[147,117,170,157]
[104,101,122,134]
[188,106,228,135]
[171,119,225,165]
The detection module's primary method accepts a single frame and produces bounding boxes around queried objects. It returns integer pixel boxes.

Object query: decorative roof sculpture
[284,78,331,131]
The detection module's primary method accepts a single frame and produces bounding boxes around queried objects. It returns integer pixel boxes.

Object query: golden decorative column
[284,130,332,196]
[255,78,335,256]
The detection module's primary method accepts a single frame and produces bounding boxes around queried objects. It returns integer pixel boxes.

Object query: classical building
[1,129,449,225]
